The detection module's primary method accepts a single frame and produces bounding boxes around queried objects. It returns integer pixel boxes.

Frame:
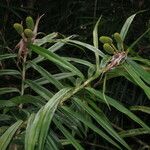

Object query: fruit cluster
[13,16,35,41]
[99,33,124,54]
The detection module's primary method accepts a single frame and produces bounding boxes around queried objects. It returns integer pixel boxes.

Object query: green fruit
[24,29,34,38]
[114,32,122,43]
[26,16,34,30]
[99,36,113,44]
[13,23,23,35]
[103,43,114,54]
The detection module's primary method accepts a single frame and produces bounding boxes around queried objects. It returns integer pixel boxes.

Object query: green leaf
[45,134,60,150]
[0,100,16,108]
[0,69,20,76]
[45,130,62,150]
[93,16,102,48]
[53,118,84,150]
[48,35,75,53]
[62,39,106,58]
[120,11,147,42]
[0,120,23,150]
[106,66,136,84]
[0,87,20,95]
[24,72,75,89]
[126,59,150,85]
[0,95,45,108]
[119,128,150,138]
[25,80,53,101]
[123,62,150,99]
[64,57,95,68]
[0,115,12,122]
[0,54,17,61]
[28,36,74,69]
[29,44,84,80]
[10,95,45,107]
[127,28,150,52]
[74,97,131,150]
[34,32,58,46]
[26,56,45,69]
[54,72,76,80]
[28,61,64,90]
[130,106,150,114]
[25,88,71,150]
[86,87,150,132]
[62,106,121,149]
[131,57,150,66]
[25,113,36,150]
[120,13,136,41]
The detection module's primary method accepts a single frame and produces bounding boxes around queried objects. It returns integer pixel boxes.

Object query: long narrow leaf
[0,120,23,150]
[25,88,71,150]
[0,87,20,95]
[86,87,150,132]
[24,72,74,89]
[0,54,17,61]
[34,32,58,46]
[28,61,64,90]
[93,16,102,48]
[119,128,150,138]
[127,28,150,52]
[120,13,136,41]
[123,62,150,99]
[25,80,53,101]
[29,44,84,80]
[64,57,95,68]
[126,59,150,85]
[74,97,131,150]
[63,39,106,58]
[62,106,121,149]
[53,118,84,150]
[130,106,150,114]
[0,69,20,76]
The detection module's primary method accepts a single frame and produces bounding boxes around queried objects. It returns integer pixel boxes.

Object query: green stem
[110,44,118,52]
[60,71,101,104]
[21,55,27,96]
[19,55,27,108]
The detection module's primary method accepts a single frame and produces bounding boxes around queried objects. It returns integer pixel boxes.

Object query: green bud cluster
[99,32,125,54]
[13,16,35,39]
[99,36,114,54]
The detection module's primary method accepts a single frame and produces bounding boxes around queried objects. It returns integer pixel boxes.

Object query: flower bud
[103,43,114,54]
[13,23,23,35]
[24,29,34,38]
[99,36,113,44]
[26,16,34,30]
[114,32,122,43]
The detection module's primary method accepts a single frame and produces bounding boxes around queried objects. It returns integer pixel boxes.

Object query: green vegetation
[0,1,150,150]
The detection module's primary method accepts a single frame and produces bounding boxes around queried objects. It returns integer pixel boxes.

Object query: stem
[60,71,101,104]
[110,44,118,52]
[19,55,27,108]
[21,55,27,96]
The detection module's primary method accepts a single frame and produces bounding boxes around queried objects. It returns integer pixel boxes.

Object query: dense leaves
[0,11,149,150]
